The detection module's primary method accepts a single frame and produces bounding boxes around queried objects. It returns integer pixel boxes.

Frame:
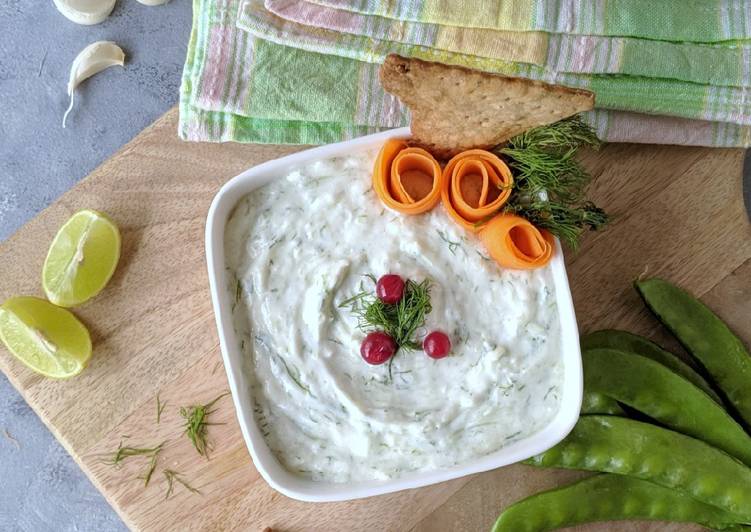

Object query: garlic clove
[136,0,171,5]
[62,41,125,128]
[52,0,117,25]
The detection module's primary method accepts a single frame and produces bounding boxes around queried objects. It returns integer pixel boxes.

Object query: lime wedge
[42,209,121,307]
[0,297,92,378]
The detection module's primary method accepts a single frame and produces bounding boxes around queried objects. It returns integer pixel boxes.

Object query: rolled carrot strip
[373,139,442,214]
[478,214,555,270]
[441,149,513,231]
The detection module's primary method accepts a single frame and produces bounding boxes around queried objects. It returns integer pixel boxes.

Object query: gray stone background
[1,1,193,530]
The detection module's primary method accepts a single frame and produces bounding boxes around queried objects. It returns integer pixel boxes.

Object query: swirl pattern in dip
[224,151,564,483]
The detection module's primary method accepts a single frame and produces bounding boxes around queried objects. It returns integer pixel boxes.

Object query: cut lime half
[42,209,121,307]
[0,297,92,378]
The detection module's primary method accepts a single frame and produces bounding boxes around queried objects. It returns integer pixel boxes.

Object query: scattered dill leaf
[337,289,370,310]
[234,279,242,303]
[163,469,200,499]
[273,354,311,394]
[2,428,20,450]
[180,393,228,458]
[492,115,607,249]
[156,394,167,424]
[106,441,165,486]
[436,229,461,255]
[387,353,397,382]
[137,453,159,487]
[107,441,165,466]
[505,430,523,441]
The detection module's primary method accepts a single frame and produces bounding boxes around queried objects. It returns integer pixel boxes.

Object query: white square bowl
[205,127,583,502]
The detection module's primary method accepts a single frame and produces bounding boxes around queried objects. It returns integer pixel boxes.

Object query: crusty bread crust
[380,54,595,159]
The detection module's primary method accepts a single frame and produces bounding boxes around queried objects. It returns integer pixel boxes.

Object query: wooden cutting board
[1,106,749,532]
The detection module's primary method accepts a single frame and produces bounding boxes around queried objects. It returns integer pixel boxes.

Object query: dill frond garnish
[163,469,200,499]
[340,277,432,350]
[340,276,434,380]
[495,115,608,249]
[180,392,228,458]
[506,199,607,251]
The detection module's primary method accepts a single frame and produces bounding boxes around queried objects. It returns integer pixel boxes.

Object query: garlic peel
[52,0,117,25]
[136,0,171,5]
[62,41,125,128]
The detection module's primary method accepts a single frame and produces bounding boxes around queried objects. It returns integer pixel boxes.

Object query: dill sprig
[180,392,228,458]
[507,114,601,154]
[339,277,432,350]
[506,200,608,250]
[156,394,167,424]
[163,469,200,499]
[495,115,608,249]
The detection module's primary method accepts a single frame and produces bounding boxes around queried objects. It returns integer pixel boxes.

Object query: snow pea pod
[581,390,624,415]
[584,348,751,466]
[526,415,751,519]
[492,474,744,532]
[636,278,751,427]
[581,328,722,403]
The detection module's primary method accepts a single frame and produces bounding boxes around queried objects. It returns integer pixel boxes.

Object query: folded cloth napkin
[237,0,751,126]
[180,0,389,143]
[264,0,751,88]
[179,0,751,147]
[304,0,751,42]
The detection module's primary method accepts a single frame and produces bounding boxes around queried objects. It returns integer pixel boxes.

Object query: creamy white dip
[224,150,563,483]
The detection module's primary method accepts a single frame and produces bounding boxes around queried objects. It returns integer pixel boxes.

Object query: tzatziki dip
[224,150,564,483]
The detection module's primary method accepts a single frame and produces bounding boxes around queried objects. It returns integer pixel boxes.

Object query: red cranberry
[423,331,451,359]
[376,274,405,304]
[360,331,397,365]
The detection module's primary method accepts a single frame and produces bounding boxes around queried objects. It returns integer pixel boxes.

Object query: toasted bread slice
[380,54,595,159]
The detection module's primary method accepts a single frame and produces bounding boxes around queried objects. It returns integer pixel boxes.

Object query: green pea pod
[583,348,751,466]
[581,390,624,415]
[581,328,722,403]
[492,474,744,532]
[635,278,751,427]
[526,416,751,520]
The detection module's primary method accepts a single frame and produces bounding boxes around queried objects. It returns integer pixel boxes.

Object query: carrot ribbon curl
[441,149,513,231]
[478,214,554,270]
[373,139,442,214]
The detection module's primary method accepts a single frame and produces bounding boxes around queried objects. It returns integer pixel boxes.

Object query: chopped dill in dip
[224,150,564,483]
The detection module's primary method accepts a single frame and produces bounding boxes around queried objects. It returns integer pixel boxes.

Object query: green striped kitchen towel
[178,0,751,146]
[237,0,751,126]
[304,0,751,42]
[263,0,751,88]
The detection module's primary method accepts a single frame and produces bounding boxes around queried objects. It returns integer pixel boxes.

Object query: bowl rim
[205,127,583,502]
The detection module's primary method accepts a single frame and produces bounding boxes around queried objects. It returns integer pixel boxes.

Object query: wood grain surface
[0,106,749,532]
